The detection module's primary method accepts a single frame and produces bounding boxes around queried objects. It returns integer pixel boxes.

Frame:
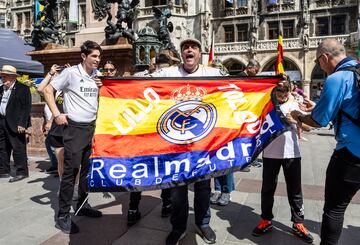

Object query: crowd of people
[0,37,359,245]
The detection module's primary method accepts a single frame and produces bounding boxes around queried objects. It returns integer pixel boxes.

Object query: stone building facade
[133,0,360,99]
[210,0,359,99]
[3,0,360,99]
[4,0,87,47]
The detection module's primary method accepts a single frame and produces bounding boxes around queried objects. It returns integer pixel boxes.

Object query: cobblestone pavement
[0,129,359,245]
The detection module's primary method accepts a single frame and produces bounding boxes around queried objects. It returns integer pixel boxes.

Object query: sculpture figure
[153,6,177,54]
[92,0,139,44]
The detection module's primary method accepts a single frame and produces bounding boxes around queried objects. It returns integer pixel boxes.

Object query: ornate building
[4,0,87,47]
[210,0,359,99]
[3,0,360,98]
[0,0,6,28]
[134,0,360,99]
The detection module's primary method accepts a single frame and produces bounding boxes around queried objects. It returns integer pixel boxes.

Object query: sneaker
[240,165,251,172]
[166,230,186,245]
[292,223,314,243]
[218,193,230,206]
[251,159,263,168]
[252,219,273,236]
[195,225,216,244]
[55,215,79,234]
[161,204,172,217]
[210,191,221,204]
[45,166,58,174]
[76,203,102,218]
[127,209,141,226]
[300,137,309,142]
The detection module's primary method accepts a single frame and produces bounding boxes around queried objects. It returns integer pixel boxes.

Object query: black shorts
[48,135,64,148]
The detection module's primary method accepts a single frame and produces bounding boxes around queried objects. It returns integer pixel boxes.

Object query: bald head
[316,39,347,75]
[317,39,346,58]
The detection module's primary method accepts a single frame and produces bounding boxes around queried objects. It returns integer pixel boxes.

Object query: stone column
[303,79,311,98]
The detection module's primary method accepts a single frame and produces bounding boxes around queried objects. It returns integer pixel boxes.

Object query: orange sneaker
[252,219,273,236]
[292,223,314,243]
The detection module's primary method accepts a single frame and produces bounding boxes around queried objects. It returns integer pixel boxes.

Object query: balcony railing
[138,5,184,17]
[266,1,295,13]
[214,34,351,54]
[215,41,249,53]
[308,34,349,47]
[315,0,355,8]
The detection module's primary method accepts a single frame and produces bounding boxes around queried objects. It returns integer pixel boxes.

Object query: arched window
[310,64,327,101]
[223,58,246,75]
[262,58,298,72]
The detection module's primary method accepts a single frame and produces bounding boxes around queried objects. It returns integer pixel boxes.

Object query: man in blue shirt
[291,38,360,245]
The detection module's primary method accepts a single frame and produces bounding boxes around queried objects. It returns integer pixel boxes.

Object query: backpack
[336,63,360,127]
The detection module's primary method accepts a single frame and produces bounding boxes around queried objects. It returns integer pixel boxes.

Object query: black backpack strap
[337,63,360,73]
[334,64,360,134]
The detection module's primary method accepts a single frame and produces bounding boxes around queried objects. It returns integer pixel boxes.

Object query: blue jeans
[214,173,234,193]
[45,135,58,169]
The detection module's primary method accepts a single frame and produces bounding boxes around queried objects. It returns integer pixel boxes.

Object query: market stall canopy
[0,28,44,75]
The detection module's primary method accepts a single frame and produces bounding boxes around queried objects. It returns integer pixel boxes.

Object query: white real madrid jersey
[151,64,224,77]
[263,101,301,159]
[51,64,99,123]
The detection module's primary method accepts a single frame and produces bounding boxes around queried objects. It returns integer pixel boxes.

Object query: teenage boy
[44,40,103,234]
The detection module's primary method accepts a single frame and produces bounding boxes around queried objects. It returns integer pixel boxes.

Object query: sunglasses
[314,54,325,65]
[104,68,115,72]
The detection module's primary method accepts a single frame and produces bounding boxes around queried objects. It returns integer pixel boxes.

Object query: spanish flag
[89,77,285,192]
[275,28,284,74]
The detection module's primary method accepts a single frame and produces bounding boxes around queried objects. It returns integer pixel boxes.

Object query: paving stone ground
[1,128,359,245]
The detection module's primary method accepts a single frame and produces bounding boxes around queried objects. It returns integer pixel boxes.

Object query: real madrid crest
[157,84,217,145]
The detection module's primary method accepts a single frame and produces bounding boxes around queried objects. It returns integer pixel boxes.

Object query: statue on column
[250,0,258,53]
[92,0,109,21]
[91,0,139,44]
[153,6,177,54]
[202,7,211,52]
[29,0,64,49]
[301,25,309,50]
[301,0,310,50]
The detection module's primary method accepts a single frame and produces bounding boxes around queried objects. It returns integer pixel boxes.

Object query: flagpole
[208,30,215,65]
[275,13,284,75]
[357,17,360,61]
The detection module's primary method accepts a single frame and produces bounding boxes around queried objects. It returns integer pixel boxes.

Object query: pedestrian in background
[238,58,262,171]
[102,60,118,76]
[238,58,260,77]
[0,65,31,182]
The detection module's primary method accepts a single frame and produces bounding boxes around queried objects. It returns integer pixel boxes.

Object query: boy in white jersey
[43,40,103,234]
[152,38,222,245]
